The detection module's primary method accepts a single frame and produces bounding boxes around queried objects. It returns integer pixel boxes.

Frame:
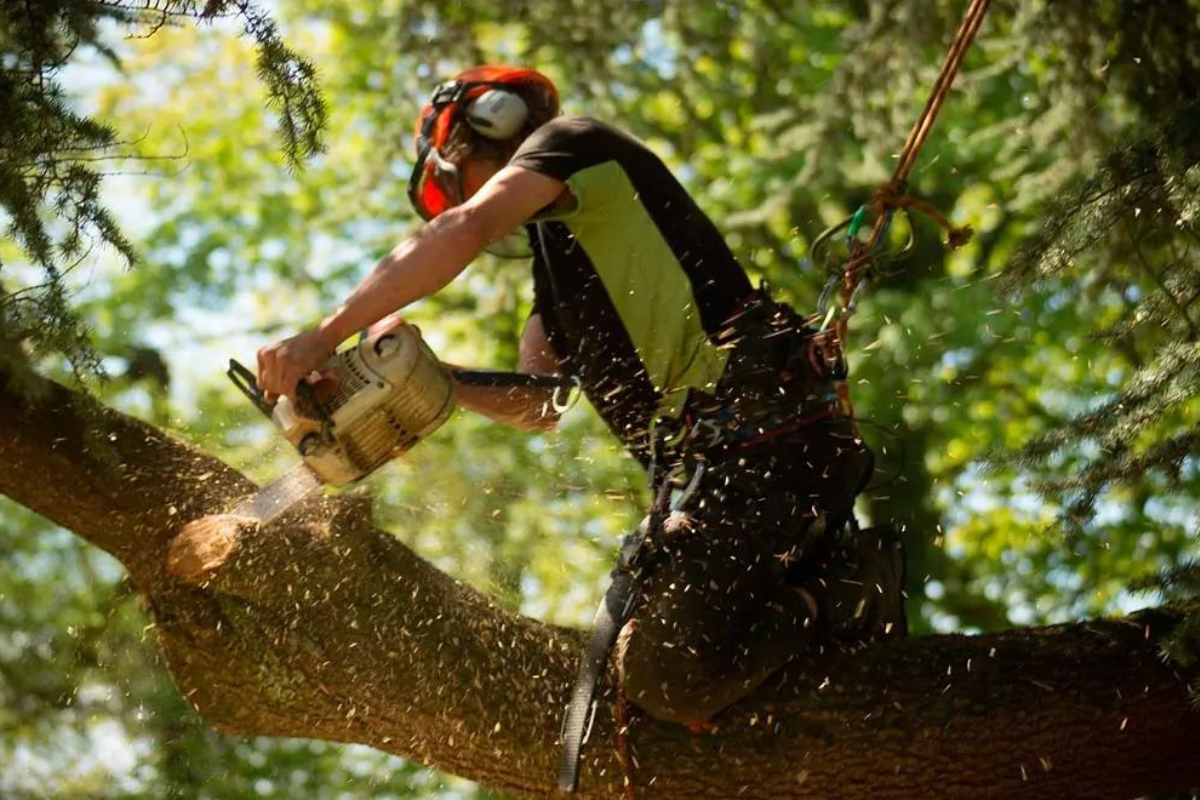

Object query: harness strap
[558,481,671,793]
[557,571,639,792]
[725,401,842,454]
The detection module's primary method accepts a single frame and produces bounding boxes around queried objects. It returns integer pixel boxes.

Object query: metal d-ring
[551,375,582,413]
[671,462,707,512]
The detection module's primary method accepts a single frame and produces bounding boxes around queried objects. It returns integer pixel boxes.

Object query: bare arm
[451,314,564,433]
[257,166,565,400]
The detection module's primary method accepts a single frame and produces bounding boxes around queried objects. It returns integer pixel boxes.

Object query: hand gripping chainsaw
[226,316,578,523]
[226,317,457,522]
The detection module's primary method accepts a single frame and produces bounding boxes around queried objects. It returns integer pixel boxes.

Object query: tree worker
[255,65,906,736]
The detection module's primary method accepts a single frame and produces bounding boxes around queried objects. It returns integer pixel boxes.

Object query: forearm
[451,377,559,433]
[256,167,565,401]
[317,210,484,345]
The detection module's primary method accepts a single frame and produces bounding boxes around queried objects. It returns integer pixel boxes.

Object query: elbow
[508,387,561,433]
[513,398,560,432]
[433,206,493,255]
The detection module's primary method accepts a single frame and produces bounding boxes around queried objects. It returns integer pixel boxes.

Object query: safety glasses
[407,132,531,256]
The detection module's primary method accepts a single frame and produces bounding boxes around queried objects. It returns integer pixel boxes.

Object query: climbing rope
[811,0,990,423]
[836,0,991,320]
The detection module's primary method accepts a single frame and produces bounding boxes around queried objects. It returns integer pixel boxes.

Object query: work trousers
[618,419,871,725]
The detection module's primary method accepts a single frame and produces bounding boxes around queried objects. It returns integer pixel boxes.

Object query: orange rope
[839,0,992,312]
[614,623,637,798]
[833,0,991,425]
[891,0,992,186]
[615,681,636,799]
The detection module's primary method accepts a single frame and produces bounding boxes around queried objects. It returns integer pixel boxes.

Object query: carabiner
[551,375,583,414]
[816,271,842,316]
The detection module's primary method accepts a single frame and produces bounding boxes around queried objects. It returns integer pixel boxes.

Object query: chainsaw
[226,316,577,523]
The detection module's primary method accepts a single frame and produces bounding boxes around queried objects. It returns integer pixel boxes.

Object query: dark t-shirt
[508,116,753,458]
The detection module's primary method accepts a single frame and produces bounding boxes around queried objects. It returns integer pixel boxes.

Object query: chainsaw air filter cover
[272,319,456,486]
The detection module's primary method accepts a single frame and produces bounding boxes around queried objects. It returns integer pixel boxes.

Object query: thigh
[633,498,775,660]
[618,427,871,720]
[619,493,807,723]
[635,430,866,648]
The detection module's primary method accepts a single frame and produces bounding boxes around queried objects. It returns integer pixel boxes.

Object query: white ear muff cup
[465,89,529,140]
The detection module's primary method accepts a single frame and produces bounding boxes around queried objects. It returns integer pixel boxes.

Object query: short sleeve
[508,116,610,183]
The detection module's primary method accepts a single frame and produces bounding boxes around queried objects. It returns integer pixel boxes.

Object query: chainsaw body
[230,318,456,488]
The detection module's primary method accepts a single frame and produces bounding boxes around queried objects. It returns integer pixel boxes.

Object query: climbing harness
[557,291,852,794]
[558,1,992,793]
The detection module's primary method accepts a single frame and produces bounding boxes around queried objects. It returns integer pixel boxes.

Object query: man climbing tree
[255,64,907,779]
[8,2,1200,796]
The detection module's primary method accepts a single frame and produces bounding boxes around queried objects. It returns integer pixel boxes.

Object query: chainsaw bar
[232,464,324,524]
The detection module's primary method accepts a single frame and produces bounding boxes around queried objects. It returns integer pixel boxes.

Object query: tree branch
[1,374,1199,798]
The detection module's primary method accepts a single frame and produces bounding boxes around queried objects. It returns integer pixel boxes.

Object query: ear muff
[464,89,529,140]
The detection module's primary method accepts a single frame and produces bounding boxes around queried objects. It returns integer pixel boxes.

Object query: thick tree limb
[1,375,1198,798]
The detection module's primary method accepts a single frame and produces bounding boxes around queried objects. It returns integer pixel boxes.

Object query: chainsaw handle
[449,369,582,413]
[227,359,274,418]
[448,368,575,391]
[228,358,334,432]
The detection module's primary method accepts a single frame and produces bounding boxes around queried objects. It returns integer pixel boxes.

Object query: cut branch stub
[169,514,259,584]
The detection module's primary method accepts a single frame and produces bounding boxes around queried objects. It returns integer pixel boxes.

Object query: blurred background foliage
[3,0,1200,795]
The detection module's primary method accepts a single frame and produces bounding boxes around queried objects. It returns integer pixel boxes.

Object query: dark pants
[618,420,870,725]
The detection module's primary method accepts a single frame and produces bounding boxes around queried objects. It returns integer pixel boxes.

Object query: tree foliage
[0,0,324,387]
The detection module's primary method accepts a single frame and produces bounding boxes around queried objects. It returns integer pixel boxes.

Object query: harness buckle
[806,328,848,381]
[691,417,725,450]
[617,525,648,572]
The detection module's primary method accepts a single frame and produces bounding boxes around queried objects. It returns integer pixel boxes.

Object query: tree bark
[1,375,1198,798]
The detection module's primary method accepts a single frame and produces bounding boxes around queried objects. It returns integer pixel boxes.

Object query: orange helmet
[408,65,559,220]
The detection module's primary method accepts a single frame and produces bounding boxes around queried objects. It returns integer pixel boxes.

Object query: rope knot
[872,187,975,250]
[946,223,974,250]
[869,181,907,217]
